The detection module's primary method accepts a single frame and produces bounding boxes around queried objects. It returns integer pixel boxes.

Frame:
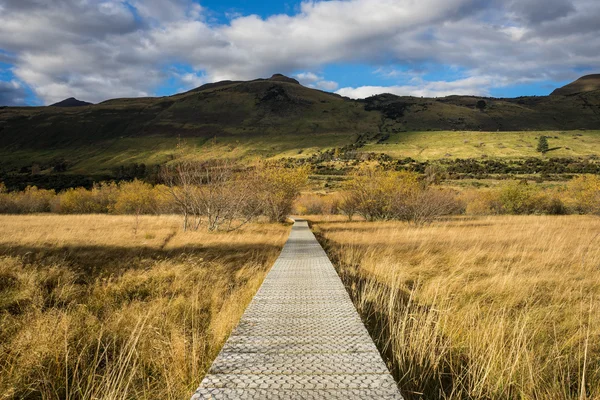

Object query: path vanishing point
[192,220,403,399]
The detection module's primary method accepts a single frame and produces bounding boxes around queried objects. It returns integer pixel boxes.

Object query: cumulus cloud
[316,80,339,91]
[337,76,503,98]
[0,0,599,104]
[295,72,338,91]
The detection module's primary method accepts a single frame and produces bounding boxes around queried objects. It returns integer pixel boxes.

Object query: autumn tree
[253,163,311,223]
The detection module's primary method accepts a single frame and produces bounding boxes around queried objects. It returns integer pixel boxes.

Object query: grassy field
[364,130,600,160]
[0,214,290,400]
[4,130,599,178]
[0,132,357,175]
[309,215,600,399]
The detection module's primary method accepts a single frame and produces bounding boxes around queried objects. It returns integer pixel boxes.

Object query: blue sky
[0,0,599,105]
[201,0,302,21]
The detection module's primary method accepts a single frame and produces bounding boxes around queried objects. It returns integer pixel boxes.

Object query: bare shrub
[161,160,262,231]
[343,166,421,221]
[404,188,463,225]
[339,191,360,221]
[342,166,458,224]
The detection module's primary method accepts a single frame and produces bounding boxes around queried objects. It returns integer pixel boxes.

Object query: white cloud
[337,76,504,98]
[0,0,599,104]
[295,72,321,83]
[295,72,339,91]
[316,80,339,91]
[174,71,207,90]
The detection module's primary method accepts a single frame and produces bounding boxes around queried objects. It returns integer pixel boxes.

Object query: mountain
[0,73,599,185]
[551,74,600,96]
[50,97,93,107]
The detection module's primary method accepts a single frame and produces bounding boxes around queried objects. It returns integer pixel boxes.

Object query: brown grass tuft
[0,214,289,400]
[310,215,600,400]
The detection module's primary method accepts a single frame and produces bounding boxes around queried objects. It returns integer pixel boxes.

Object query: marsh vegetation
[0,214,289,399]
[310,215,600,399]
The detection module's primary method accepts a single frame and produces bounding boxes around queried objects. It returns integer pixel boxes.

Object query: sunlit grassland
[363,130,600,160]
[309,215,600,399]
[0,132,357,175]
[3,130,600,177]
[0,214,290,400]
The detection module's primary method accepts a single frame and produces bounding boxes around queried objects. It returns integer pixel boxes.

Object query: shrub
[567,175,600,215]
[0,186,55,214]
[342,166,460,224]
[406,188,463,225]
[152,184,177,214]
[110,180,157,215]
[461,189,500,215]
[294,193,340,215]
[55,183,118,214]
[462,182,568,216]
[344,166,421,221]
[498,181,539,214]
[160,160,303,230]
[254,164,311,223]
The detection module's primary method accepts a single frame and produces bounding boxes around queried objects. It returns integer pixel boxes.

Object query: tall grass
[0,215,289,400]
[311,215,600,399]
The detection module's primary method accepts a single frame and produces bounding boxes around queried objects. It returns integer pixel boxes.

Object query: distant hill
[551,75,600,96]
[50,97,93,107]
[0,73,599,182]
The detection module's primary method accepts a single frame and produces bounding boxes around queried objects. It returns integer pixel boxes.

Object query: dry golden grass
[0,214,289,400]
[309,215,600,400]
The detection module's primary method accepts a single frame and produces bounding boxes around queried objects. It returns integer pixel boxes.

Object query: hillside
[1,74,599,187]
[551,74,600,96]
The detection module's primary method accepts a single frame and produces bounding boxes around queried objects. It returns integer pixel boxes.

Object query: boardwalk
[192,220,403,399]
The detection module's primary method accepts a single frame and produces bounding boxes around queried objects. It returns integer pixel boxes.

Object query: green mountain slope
[0,74,599,184]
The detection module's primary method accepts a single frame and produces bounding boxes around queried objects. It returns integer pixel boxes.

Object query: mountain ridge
[1,74,599,180]
[50,97,93,107]
[551,74,600,96]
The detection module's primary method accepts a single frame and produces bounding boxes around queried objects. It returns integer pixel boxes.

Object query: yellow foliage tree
[110,180,157,215]
[57,182,118,214]
[254,164,311,222]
